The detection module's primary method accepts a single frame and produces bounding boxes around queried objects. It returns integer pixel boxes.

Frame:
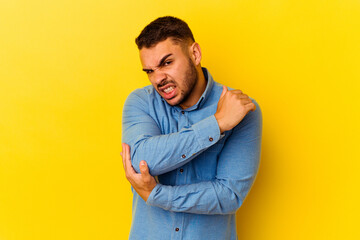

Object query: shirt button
[181,111,185,114]
[182,154,186,158]
[180,168,184,173]
[175,228,179,232]
[209,137,213,142]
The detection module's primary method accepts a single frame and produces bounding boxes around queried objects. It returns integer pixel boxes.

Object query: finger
[139,160,149,175]
[237,93,249,99]
[251,104,257,111]
[124,143,129,168]
[121,143,126,169]
[245,102,256,112]
[120,152,124,168]
[139,160,153,183]
[240,98,253,104]
[232,93,249,99]
[124,144,135,173]
[220,86,228,98]
[229,89,243,94]
[122,143,130,173]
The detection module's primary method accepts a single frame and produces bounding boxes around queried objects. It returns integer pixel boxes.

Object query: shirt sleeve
[122,89,222,176]
[146,100,263,215]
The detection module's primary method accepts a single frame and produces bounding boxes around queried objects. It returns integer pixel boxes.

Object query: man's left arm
[123,101,262,214]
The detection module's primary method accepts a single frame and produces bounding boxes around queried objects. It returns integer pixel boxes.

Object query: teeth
[164,86,174,93]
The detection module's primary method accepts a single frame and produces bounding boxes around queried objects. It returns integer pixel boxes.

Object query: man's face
[139,38,198,107]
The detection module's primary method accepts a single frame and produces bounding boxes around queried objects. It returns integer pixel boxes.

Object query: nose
[151,69,167,85]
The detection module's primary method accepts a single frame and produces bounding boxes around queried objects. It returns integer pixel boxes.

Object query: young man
[121,16,262,240]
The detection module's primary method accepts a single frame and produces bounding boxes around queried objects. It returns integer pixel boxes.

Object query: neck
[179,67,207,109]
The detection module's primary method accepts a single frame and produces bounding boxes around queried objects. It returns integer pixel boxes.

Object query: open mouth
[163,86,174,93]
[159,84,177,100]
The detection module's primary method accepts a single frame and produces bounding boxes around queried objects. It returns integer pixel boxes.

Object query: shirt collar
[188,67,214,111]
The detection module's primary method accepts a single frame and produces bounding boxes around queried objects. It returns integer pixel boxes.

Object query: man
[121,16,262,240]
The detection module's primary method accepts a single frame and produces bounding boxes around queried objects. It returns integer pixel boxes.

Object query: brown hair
[135,16,195,50]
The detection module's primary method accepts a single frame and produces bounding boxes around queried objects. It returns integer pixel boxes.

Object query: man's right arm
[121,89,222,176]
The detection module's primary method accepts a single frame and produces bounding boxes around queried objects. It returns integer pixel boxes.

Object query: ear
[189,42,202,66]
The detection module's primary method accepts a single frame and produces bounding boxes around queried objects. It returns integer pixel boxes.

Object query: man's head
[135,16,195,50]
[135,16,206,109]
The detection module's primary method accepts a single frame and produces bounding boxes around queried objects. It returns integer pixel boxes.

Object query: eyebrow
[142,53,173,72]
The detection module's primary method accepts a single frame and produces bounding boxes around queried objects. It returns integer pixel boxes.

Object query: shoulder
[125,85,154,101]
[236,97,263,134]
[124,85,158,108]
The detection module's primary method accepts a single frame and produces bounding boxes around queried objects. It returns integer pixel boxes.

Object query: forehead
[139,38,186,67]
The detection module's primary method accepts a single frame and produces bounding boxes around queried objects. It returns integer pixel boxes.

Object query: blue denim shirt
[122,67,262,240]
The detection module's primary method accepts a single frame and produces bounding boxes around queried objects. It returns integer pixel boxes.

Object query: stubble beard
[176,58,198,106]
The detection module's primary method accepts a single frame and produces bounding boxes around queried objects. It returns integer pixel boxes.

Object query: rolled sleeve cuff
[146,184,172,210]
[192,115,221,149]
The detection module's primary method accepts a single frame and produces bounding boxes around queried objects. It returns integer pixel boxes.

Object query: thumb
[220,85,228,98]
[139,160,149,175]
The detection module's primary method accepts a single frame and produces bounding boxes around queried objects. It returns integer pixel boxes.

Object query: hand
[214,86,256,133]
[121,143,157,202]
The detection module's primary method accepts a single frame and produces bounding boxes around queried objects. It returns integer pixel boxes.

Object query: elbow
[130,138,174,176]
[218,195,244,215]
[130,144,163,176]
[213,178,253,215]
[127,138,149,173]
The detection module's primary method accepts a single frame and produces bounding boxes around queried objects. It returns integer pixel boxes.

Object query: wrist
[214,113,225,134]
[144,183,157,202]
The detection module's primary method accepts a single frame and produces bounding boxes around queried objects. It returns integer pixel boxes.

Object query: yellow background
[1,0,359,239]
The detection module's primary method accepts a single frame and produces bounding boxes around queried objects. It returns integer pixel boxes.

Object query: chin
[165,99,179,106]
[165,96,182,106]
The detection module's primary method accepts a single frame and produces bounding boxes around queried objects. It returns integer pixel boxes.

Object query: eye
[164,60,172,66]
[145,70,153,74]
